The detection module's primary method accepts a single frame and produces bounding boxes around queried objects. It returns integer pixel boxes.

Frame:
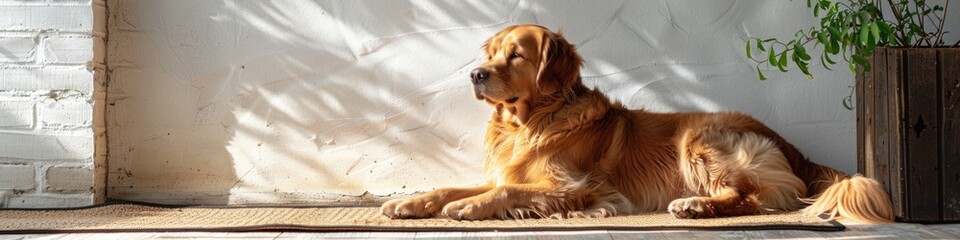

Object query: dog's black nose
[470,68,489,84]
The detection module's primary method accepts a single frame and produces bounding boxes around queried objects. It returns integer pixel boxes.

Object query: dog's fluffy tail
[800,174,894,223]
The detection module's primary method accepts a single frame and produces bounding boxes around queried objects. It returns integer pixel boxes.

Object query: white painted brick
[4,193,92,208]
[0,1,91,6]
[40,100,91,128]
[0,101,33,129]
[0,132,92,160]
[0,163,35,190]
[42,37,92,64]
[0,67,93,94]
[45,166,92,192]
[0,36,36,63]
[0,0,99,209]
[0,6,92,31]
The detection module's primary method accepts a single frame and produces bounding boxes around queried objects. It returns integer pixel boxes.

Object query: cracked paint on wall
[105,0,959,204]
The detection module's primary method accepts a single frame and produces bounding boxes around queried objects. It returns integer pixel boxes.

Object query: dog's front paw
[442,199,489,220]
[566,207,615,219]
[380,196,441,219]
[668,197,713,219]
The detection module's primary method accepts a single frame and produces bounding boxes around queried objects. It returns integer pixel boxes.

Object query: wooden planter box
[857,47,959,222]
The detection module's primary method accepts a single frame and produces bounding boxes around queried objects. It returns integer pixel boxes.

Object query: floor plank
[741,230,827,239]
[919,224,960,238]
[414,231,498,240]
[532,230,611,240]
[492,231,539,240]
[277,231,416,239]
[4,223,960,239]
[611,230,746,240]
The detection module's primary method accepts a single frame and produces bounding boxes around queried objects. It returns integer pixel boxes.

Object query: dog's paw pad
[668,197,710,219]
[380,198,438,219]
[566,208,614,219]
[442,201,483,220]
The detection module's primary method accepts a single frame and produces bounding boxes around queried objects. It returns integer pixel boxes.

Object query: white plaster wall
[106,0,960,204]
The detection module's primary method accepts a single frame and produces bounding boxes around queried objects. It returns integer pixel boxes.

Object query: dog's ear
[536,30,582,95]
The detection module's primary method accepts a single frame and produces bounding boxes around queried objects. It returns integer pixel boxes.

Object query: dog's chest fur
[481,92,618,187]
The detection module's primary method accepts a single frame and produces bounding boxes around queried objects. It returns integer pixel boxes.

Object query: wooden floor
[1,223,958,239]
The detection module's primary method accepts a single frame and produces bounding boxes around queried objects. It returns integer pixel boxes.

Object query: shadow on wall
[108,0,513,204]
[106,0,858,205]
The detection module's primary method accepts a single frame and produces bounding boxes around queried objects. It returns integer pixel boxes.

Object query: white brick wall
[0,101,33,129]
[0,163,34,190]
[0,0,105,208]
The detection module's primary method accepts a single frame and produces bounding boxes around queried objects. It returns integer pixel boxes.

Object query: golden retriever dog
[381,24,894,223]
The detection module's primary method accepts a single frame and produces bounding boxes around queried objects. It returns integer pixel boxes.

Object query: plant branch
[934,0,949,47]
[913,1,935,47]
[913,36,931,47]
[887,0,910,44]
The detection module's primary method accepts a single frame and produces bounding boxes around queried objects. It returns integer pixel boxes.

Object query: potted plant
[745,0,958,222]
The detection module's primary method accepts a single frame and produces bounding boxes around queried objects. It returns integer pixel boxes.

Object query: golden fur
[381,24,894,223]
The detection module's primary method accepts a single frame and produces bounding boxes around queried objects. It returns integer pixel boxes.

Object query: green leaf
[909,23,923,33]
[852,54,871,71]
[768,47,778,66]
[794,42,811,61]
[859,25,870,46]
[746,40,752,59]
[870,22,880,43]
[828,27,841,39]
[851,54,866,65]
[842,96,854,110]
[795,57,812,77]
[778,51,789,72]
[828,39,840,54]
[824,51,837,64]
[843,13,853,29]
[820,54,834,70]
[756,65,767,81]
[876,21,891,34]
[757,39,766,51]
[859,12,870,25]
[876,21,893,45]
[818,31,828,44]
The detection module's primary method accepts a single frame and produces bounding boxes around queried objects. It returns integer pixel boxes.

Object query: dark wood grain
[904,49,940,221]
[864,49,877,182]
[886,48,906,218]
[873,48,889,189]
[939,49,960,221]
[857,51,868,175]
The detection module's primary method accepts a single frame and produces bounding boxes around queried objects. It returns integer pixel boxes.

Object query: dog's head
[471,24,583,123]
